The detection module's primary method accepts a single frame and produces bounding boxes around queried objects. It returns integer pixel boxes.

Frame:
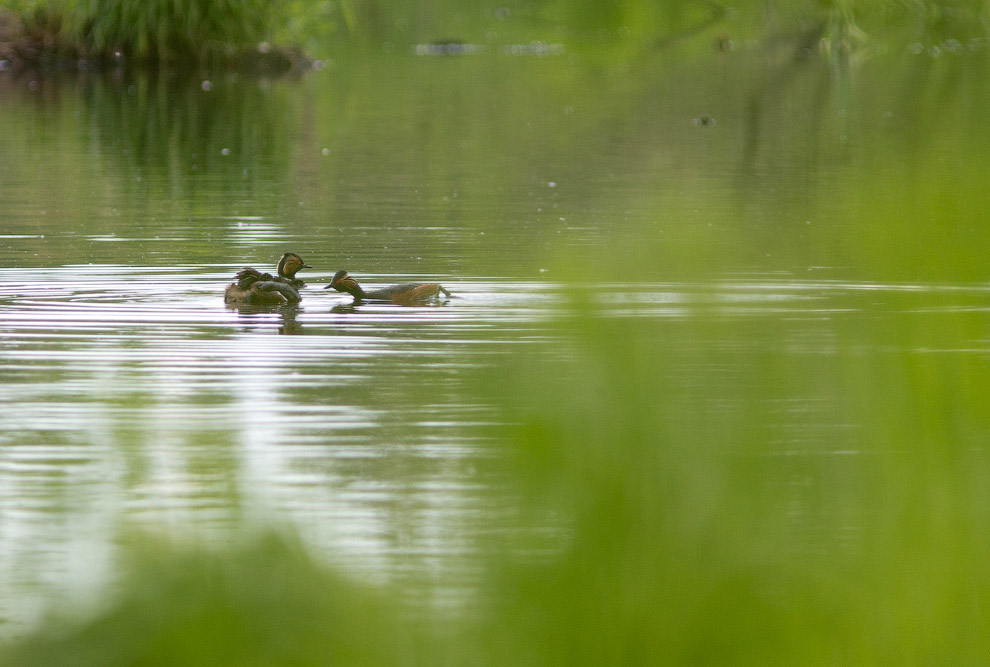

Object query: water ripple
[2,266,989,627]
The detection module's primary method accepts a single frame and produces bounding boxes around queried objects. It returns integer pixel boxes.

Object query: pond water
[2,38,990,631]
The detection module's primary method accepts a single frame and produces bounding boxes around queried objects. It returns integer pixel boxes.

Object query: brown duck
[224,252,312,305]
[325,270,450,305]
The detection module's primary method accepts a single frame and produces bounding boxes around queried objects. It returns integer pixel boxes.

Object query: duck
[324,270,451,305]
[224,268,303,305]
[224,253,311,305]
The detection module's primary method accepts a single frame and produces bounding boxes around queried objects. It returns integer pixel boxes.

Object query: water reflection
[228,303,304,334]
[3,258,990,627]
[0,265,556,626]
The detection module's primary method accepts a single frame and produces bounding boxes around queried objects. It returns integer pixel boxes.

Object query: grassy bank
[5,0,990,69]
[0,0,304,70]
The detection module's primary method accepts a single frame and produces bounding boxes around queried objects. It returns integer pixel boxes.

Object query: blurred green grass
[1,533,432,666]
[7,280,990,664]
[479,293,990,663]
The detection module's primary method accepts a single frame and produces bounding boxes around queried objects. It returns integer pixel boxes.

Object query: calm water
[2,43,990,629]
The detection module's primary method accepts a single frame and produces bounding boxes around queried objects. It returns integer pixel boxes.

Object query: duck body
[224,253,311,305]
[224,268,302,305]
[325,270,450,305]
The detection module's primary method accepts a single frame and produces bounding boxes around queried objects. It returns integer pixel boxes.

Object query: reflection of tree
[83,71,294,191]
[278,306,302,335]
[740,21,831,176]
[228,303,303,335]
[6,4,989,274]
[651,1,729,51]
[0,68,301,267]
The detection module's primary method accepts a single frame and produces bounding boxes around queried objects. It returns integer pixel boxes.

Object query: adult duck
[224,253,311,305]
[271,252,311,289]
[325,270,450,305]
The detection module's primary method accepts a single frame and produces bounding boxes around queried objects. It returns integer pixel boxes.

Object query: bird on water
[325,270,450,305]
[224,252,312,305]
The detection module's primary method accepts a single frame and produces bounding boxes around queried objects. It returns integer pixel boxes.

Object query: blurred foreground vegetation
[5,274,990,664]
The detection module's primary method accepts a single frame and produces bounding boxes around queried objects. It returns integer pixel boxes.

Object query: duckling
[324,270,451,305]
[224,268,302,305]
[224,253,311,305]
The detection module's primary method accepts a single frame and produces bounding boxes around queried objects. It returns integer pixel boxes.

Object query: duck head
[325,270,363,296]
[277,253,312,278]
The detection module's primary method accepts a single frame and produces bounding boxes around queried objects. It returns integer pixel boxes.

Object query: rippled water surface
[0,265,549,618]
[3,44,990,631]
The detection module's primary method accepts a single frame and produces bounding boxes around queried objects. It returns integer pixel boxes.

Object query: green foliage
[475,287,990,663]
[12,0,990,63]
[93,0,271,61]
[21,0,274,62]
[1,533,431,667]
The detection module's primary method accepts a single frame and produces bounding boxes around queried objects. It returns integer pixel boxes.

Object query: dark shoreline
[0,9,312,76]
